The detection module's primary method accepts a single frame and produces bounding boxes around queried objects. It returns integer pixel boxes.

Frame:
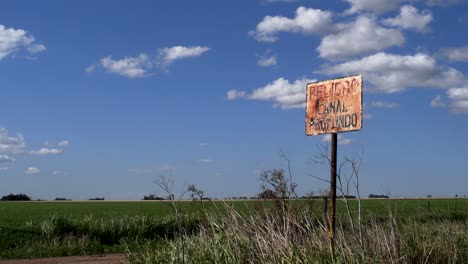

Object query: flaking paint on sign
[305,75,362,136]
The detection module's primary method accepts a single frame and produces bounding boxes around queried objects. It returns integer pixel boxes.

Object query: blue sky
[1,0,467,200]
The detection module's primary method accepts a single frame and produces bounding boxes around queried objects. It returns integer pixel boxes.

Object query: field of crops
[0,198,467,263]
[1,198,466,226]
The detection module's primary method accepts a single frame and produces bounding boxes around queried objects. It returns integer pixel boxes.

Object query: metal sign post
[329,132,338,247]
[305,75,363,251]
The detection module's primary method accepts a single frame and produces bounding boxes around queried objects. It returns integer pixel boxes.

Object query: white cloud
[0,128,25,154]
[199,143,208,147]
[320,52,464,93]
[30,148,63,155]
[449,100,468,113]
[430,94,446,108]
[363,113,374,119]
[447,87,468,113]
[249,6,334,42]
[440,46,468,62]
[226,89,247,100]
[257,55,277,67]
[90,45,209,77]
[447,87,468,100]
[0,154,15,163]
[227,77,315,109]
[371,101,399,108]
[322,134,353,145]
[0,167,8,171]
[45,140,70,148]
[198,159,215,164]
[0,24,46,60]
[317,16,404,60]
[383,5,432,32]
[27,44,46,53]
[25,167,40,174]
[57,140,69,147]
[100,54,150,78]
[344,0,403,14]
[158,46,210,66]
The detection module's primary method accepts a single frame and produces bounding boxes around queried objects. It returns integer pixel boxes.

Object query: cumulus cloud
[383,5,432,32]
[89,46,210,77]
[344,0,403,14]
[100,54,151,78]
[158,46,210,66]
[227,77,315,109]
[30,148,63,155]
[447,87,468,113]
[257,54,277,67]
[0,154,15,163]
[317,16,404,60]
[249,6,334,42]
[320,52,464,93]
[0,24,46,60]
[371,101,399,108]
[439,46,468,62]
[0,128,25,154]
[25,167,40,174]
[322,134,353,145]
[430,95,446,108]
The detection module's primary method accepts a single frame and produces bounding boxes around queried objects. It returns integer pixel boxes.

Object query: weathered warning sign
[306,75,362,136]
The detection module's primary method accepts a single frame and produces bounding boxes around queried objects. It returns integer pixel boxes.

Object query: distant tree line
[143,194,165,200]
[368,194,390,199]
[1,193,31,201]
[223,196,256,200]
[88,197,105,200]
[55,198,72,201]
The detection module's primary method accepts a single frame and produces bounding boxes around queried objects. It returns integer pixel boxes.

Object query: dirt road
[0,254,126,264]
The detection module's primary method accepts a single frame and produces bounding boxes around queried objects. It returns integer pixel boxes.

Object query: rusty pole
[329,132,338,250]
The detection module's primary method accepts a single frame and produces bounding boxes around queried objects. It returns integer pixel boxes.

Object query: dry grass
[128,200,468,264]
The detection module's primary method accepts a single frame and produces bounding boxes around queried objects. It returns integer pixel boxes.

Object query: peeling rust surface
[305,75,362,136]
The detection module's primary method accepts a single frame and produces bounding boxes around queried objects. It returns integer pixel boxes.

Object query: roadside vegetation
[0,198,466,263]
[0,154,467,263]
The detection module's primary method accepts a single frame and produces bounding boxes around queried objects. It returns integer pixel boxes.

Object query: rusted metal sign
[305,75,362,136]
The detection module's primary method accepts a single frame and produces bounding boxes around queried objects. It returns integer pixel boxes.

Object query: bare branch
[280,149,298,198]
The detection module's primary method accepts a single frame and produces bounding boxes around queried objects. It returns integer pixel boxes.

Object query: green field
[1,198,466,227]
[0,201,193,228]
[0,199,467,263]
